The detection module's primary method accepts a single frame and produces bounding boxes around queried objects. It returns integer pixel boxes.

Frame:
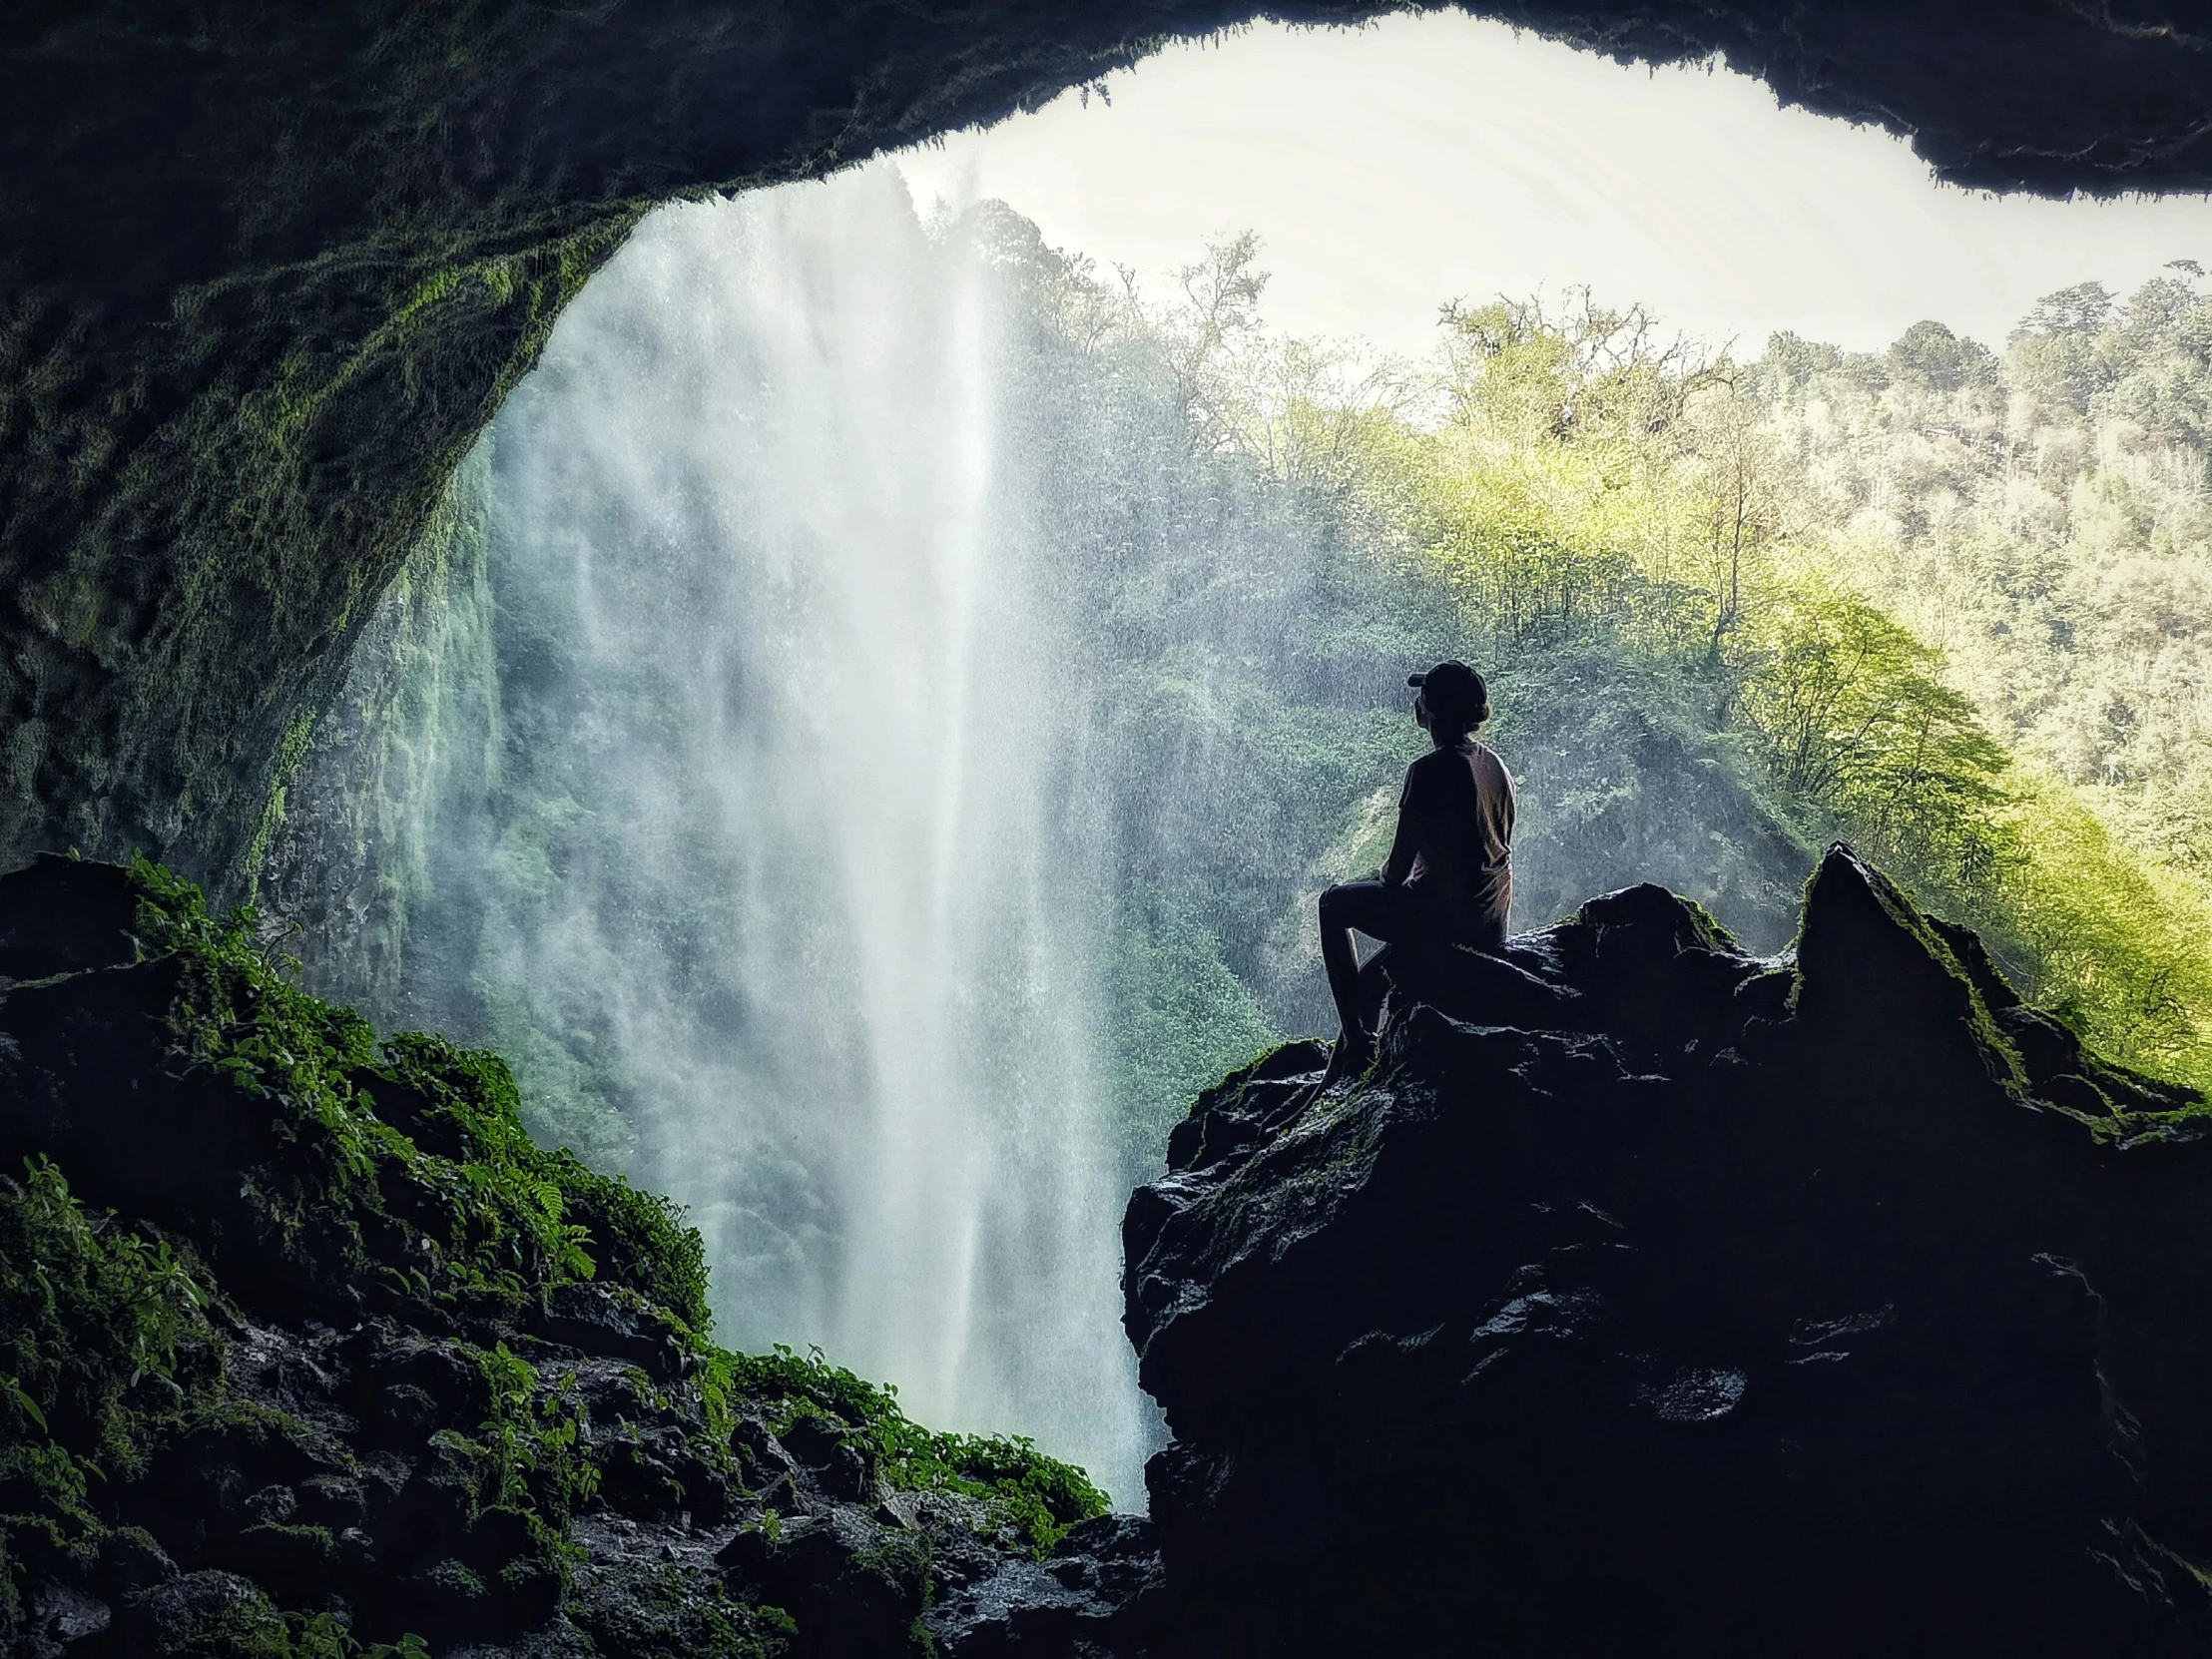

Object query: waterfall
[289,166,1160,1504]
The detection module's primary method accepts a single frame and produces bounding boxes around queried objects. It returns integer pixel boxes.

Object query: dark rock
[30,841,2202,1654]
[1161,1040,1330,1178]
[0,954,262,1253]
[0,857,1104,1658]
[924,1513,1165,1656]
[21,1583,110,1653]
[599,1436,696,1526]
[723,1506,930,1659]
[0,856,141,983]
[107,1571,289,1656]
[1123,843,2212,1656]
[566,1511,782,1657]
[84,1528,177,1602]
[537,1282,690,1382]
[779,1415,877,1503]
[392,1536,566,1649]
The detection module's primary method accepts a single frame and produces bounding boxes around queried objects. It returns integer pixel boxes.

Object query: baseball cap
[1407,661,1488,723]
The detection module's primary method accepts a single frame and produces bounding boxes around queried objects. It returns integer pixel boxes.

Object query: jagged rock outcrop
[0,856,1119,1658]
[12,844,2212,1656]
[1124,844,2212,1656]
[9,3,2212,885]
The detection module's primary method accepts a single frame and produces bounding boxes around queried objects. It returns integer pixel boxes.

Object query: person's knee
[1320,882,1368,930]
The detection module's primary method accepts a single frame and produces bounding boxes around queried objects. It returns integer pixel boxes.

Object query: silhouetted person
[1320,660,1515,1072]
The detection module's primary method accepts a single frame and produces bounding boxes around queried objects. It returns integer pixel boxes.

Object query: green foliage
[0,1160,384,1654]
[0,1158,226,1535]
[376,1031,710,1334]
[716,1347,1107,1555]
[125,855,712,1332]
[1983,781,2212,1083]
[1734,583,2012,901]
[274,205,2210,1207]
[568,1562,792,1659]
[1104,887,1280,1162]
[5,858,1119,1644]
[451,1341,602,1529]
[1165,259,2212,1097]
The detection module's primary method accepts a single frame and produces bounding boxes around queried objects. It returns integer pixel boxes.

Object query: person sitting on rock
[1319,659,1516,1073]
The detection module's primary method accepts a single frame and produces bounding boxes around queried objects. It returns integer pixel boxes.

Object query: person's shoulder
[1405,747,1466,788]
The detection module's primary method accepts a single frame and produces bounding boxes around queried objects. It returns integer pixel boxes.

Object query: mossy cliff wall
[6,0,2212,894]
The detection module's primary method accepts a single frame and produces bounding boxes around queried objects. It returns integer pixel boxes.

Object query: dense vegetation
[1040,236,2212,1121]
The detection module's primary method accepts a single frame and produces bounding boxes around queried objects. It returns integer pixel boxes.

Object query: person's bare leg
[1319,880,1392,1072]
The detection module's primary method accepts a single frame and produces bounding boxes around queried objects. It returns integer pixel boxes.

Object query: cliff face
[0,856,1122,1658]
[9,3,2212,889]
[1124,846,2212,1656]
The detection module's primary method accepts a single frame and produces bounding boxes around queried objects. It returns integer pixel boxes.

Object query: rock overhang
[6,1,2212,880]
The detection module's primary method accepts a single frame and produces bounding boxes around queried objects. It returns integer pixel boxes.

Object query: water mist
[312,168,1157,1503]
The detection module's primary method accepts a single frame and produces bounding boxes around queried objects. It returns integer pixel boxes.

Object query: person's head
[1408,661,1490,746]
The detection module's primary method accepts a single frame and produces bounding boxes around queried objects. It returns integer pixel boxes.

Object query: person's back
[1318,660,1516,1071]
[1395,737,1515,950]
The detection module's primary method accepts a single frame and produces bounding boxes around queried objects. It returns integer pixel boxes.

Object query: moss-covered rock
[1123,842,2212,1655]
[0,855,1111,1656]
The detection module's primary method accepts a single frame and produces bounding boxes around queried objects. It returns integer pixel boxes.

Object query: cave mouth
[257,15,2212,1506]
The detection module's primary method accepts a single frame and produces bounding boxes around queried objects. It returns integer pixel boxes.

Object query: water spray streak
[360,168,1152,1502]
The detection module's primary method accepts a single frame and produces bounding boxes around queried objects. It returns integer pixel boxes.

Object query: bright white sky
[892,10,2212,358]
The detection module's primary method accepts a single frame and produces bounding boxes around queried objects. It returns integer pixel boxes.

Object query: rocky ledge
[8,846,2211,1657]
[0,855,1127,1658]
[1124,844,2212,1656]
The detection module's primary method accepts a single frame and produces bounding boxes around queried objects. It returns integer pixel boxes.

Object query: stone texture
[1123,845,2212,1655]
[0,855,1118,1657]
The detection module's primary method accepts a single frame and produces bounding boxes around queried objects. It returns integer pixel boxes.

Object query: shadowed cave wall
[7,0,2212,892]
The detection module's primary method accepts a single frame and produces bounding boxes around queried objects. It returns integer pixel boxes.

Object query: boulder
[1125,844,2212,1657]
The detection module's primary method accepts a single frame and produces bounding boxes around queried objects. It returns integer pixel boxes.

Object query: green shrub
[712,1347,1108,1554]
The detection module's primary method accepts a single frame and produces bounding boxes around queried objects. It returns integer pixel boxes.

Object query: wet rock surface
[1124,843,2212,1655]
[0,856,1116,1657]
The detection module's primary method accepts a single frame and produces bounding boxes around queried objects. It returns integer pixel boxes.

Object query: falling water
[304,167,1157,1502]
[272,158,1827,1510]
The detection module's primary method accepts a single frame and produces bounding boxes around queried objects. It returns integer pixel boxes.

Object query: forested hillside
[1065,234,2212,1115]
[276,198,2211,1208]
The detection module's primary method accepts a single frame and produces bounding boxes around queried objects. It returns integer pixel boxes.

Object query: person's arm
[1382,768,1421,888]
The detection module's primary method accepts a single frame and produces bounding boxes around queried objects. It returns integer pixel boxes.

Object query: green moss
[242,711,320,907]
[149,1582,294,1658]
[570,1563,794,1659]
[4,859,1112,1641]
[0,1161,375,1655]
[125,855,709,1334]
[714,1347,1107,1555]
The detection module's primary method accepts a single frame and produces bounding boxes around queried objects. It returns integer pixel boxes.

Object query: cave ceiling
[5,0,2211,891]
